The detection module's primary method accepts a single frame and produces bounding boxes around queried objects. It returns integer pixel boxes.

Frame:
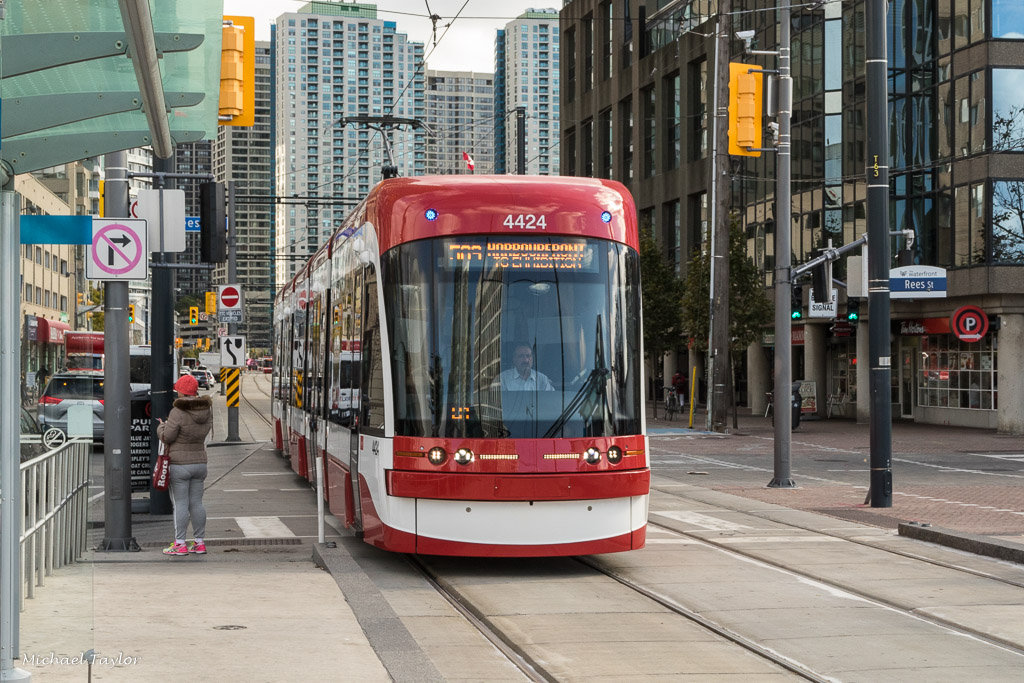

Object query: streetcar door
[348,267,365,531]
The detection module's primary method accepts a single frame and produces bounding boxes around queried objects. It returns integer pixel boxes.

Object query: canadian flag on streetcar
[463,151,475,171]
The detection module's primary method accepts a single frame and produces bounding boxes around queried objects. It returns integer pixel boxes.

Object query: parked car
[38,371,105,440]
[191,369,211,389]
[20,407,45,461]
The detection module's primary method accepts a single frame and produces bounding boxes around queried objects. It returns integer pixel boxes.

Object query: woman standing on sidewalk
[158,374,213,557]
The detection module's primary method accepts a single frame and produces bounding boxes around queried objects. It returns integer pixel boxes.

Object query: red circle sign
[950,305,988,342]
[221,287,240,308]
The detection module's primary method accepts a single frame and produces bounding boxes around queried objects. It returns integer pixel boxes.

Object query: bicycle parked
[663,385,681,420]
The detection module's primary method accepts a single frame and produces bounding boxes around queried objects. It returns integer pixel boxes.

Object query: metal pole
[99,151,139,551]
[227,181,240,442]
[149,156,173,514]
[2,186,31,682]
[705,20,720,431]
[769,0,796,488]
[516,106,527,175]
[866,0,893,506]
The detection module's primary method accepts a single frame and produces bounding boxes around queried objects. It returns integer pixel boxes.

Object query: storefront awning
[37,318,70,344]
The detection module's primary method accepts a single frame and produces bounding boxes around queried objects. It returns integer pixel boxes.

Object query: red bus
[272,176,649,556]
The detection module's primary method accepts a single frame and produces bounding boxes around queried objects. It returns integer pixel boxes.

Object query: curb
[898,522,1024,565]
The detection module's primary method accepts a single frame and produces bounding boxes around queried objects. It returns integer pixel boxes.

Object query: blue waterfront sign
[19,215,93,244]
[890,265,947,299]
[186,216,201,232]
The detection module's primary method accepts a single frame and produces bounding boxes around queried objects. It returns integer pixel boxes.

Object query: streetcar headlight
[454,448,474,465]
[583,446,601,464]
[427,447,447,466]
[606,446,623,464]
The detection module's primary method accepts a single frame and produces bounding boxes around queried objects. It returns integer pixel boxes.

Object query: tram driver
[496,344,554,392]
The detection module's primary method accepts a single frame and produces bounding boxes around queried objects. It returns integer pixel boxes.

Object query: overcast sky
[223,0,560,73]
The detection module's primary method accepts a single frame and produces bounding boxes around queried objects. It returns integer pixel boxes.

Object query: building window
[689,192,708,252]
[564,27,575,104]
[991,68,1024,152]
[919,333,996,409]
[991,180,1024,263]
[619,96,633,183]
[583,14,594,91]
[992,0,1024,38]
[664,73,680,170]
[664,200,681,273]
[582,118,594,177]
[601,1,613,81]
[689,59,707,161]
[954,183,986,265]
[642,86,655,177]
[598,108,613,179]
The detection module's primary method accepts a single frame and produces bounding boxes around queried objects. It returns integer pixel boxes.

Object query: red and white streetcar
[272,175,649,556]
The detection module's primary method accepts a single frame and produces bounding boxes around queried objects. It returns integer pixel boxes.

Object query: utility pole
[707,1,732,432]
[769,0,796,487]
[866,0,893,506]
[99,150,139,551]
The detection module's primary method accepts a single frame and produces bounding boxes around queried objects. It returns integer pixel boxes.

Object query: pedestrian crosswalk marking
[235,516,296,538]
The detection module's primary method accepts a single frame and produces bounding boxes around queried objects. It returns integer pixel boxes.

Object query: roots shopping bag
[152,440,170,491]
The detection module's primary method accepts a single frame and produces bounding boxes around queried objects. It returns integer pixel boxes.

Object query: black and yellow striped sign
[226,368,241,407]
[220,367,227,383]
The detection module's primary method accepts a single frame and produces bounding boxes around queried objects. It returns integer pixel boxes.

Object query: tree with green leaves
[639,228,686,399]
[681,214,773,429]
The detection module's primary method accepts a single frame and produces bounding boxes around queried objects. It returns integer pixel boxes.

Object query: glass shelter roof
[0,0,224,174]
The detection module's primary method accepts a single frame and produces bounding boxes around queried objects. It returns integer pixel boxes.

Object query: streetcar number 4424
[504,214,547,230]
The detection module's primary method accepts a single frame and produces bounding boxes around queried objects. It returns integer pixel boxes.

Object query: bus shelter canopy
[0,0,224,174]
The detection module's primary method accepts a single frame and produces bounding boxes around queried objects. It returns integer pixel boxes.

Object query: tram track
[643,513,1024,657]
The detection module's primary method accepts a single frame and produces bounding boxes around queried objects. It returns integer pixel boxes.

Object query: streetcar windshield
[384,236,642,439]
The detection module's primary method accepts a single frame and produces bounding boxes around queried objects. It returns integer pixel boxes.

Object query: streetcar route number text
[504,214,547,230]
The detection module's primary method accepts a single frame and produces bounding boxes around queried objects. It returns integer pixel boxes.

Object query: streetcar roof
[362,175,638,253]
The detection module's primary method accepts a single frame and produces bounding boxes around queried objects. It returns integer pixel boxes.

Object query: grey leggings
[169,463,208,541]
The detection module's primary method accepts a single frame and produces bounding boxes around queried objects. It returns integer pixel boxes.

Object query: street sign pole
[226,181,240,442]
[99,150,139,552]
[149,157,174,515]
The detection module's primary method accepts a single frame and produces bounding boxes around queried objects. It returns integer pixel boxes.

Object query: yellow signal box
[219,16,256,127]
[728,63,764,157]
[189,306,199,325]
[205,291,218,314]
[129,304,135,324]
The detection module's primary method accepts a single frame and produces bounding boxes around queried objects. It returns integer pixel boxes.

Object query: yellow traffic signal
[728,63,763,157]
[205,291,218,315]
[129,304,135,324]
[219,16,256,127]
[77,292,84,305]
[189,306,199,325]
[175,337,183,348]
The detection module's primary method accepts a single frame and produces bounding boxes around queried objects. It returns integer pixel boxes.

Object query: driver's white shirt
[498,368,554,392]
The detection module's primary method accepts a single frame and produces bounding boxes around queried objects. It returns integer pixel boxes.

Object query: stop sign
[221,286,240,308]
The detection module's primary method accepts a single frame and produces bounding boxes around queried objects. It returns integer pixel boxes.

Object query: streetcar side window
[360,265,386,435]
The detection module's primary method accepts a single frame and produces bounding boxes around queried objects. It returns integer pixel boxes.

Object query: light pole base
[766,478,797,488]
[0,666,32,681]
[96,537,140,552]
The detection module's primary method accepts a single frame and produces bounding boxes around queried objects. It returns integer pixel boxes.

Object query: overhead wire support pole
[866,0,893,507]
[769,0,796,488]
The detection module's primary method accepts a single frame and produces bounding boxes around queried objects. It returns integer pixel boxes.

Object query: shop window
[918,334,997,409]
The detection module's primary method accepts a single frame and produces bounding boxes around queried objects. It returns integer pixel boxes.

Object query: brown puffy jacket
[157,396,213,465]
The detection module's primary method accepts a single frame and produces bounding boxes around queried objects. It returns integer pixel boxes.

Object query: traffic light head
[791,288,803,320]
[728,62,763,157]
[189,306,199,325]
[847,298,860,323]
[129,304,135,324]
[200,182,227,263]
[811,259,833,305]
[219,16,256,127]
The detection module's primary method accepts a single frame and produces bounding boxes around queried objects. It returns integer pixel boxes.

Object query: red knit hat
[174,374,199,396]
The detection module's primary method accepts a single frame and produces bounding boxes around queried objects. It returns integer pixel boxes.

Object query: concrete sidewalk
[16,377,389,682]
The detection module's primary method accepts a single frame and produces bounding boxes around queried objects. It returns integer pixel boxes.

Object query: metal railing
[19,438,91,611]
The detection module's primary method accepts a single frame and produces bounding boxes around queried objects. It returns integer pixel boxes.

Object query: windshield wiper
[542,367,609,439]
